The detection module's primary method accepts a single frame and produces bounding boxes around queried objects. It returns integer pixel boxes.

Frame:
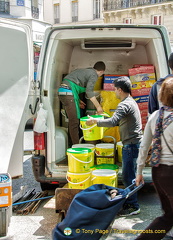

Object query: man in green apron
[58,61,106,145]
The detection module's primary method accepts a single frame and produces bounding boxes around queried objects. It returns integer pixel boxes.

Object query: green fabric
[64,79,86,119]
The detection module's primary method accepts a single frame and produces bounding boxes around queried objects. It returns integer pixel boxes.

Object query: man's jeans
[122,143,140,208]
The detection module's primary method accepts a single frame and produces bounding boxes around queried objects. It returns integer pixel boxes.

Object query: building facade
[103,0,173,44]
[44,0,104,25]
[0,0,51,45]
[1,1,172,49]
[44,0,173,45]
[0,0,51,79]
[0,0,43,20]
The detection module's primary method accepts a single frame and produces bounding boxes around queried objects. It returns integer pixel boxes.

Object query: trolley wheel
[57,211,66,223]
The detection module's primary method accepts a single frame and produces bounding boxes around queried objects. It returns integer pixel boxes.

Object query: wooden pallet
[55,184,82,221]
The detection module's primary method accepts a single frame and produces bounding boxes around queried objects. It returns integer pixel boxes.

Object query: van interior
[37,26,169,182]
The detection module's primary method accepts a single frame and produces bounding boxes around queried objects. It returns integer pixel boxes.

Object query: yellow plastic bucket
[90,164,119,174]
[72,144,95,167]
[80,115,104,141]
[67,148,92,173]
[117,142,123,162]
[91,169,117,187]
[67,171,91,189]
[95,143,114,165]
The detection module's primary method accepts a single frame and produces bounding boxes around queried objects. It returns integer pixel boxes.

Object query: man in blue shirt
[148,53,173,114]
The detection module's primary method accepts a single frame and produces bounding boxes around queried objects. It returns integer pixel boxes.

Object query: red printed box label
[131,88,151,97]
[128,66,155,76]
[104,75,128,83]
[137,102,148,110]
[103,83,115,90]
[130,73,156,82]
[131,80,155,89]
[140,109,148,117]
[141,116,148,124]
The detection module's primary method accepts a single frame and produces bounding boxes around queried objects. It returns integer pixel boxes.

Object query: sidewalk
[5,178,162,240]
[1,131,164,240]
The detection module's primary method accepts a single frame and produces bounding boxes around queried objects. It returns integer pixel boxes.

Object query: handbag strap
[162,133,173,154]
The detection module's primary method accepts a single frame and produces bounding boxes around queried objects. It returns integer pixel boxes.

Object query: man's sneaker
[118,204,140,216]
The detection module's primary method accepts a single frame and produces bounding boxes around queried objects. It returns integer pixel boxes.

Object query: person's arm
[135,174,144,186]
[79,100,86,109]
[136,116,153,186]
[85,70,103,114]
[90,96,103,114]
[86,103,127,127]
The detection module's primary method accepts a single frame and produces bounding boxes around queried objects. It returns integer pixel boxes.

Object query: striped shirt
[97,96,143,145]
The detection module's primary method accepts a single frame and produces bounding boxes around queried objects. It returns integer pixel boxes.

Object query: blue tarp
[52,184,131,240]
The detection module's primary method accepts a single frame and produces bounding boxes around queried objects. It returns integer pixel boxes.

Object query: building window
[31,0,39,19]
[0,0,10,13]
[72,0,78,22]
[124,18,132,24]
[103,0,108,10]
[93,0,100,19]
[152,15,161,25]
[121,0,130,9]
[54,4,60,24]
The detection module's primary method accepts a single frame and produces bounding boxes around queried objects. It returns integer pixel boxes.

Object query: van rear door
[0,18,33,178]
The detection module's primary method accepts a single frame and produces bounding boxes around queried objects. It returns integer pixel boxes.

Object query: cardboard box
[94,76,103,90]
[141,115,148,122]
[130,73,156,82]
[128,66,155,76]
[100,90,120,116]
[131,80,155,89]
[103,83,115,91]
[133,64,153,68]
[141,114,148,127]
[131,88,151,97]
[140,109,148,117]
[137,102,148,110]
[142,121,147,130]
[142,116,148,126]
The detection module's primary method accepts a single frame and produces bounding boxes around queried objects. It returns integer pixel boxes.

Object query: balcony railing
[103,0,172,11]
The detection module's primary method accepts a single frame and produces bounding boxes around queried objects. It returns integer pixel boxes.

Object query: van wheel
[40,183,59,191]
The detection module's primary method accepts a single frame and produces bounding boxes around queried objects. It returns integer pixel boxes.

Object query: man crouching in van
[58,61,106,145]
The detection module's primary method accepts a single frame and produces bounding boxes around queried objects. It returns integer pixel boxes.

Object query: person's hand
[86,116,97,126]
[79,100,86,109]
[96,106,103,114]
[135,174,144,186]
[110,189,118,199]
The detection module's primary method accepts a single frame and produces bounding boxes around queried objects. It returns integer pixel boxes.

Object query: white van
[0,19,172,191]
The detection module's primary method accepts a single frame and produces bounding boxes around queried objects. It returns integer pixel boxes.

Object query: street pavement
[1,131,172,240]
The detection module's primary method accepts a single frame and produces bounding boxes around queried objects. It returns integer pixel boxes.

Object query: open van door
[0,18,34,178]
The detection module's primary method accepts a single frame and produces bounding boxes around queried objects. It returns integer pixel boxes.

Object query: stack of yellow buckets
[66,147,93,189]
[93,143,118,187]
[66,115,119,189]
